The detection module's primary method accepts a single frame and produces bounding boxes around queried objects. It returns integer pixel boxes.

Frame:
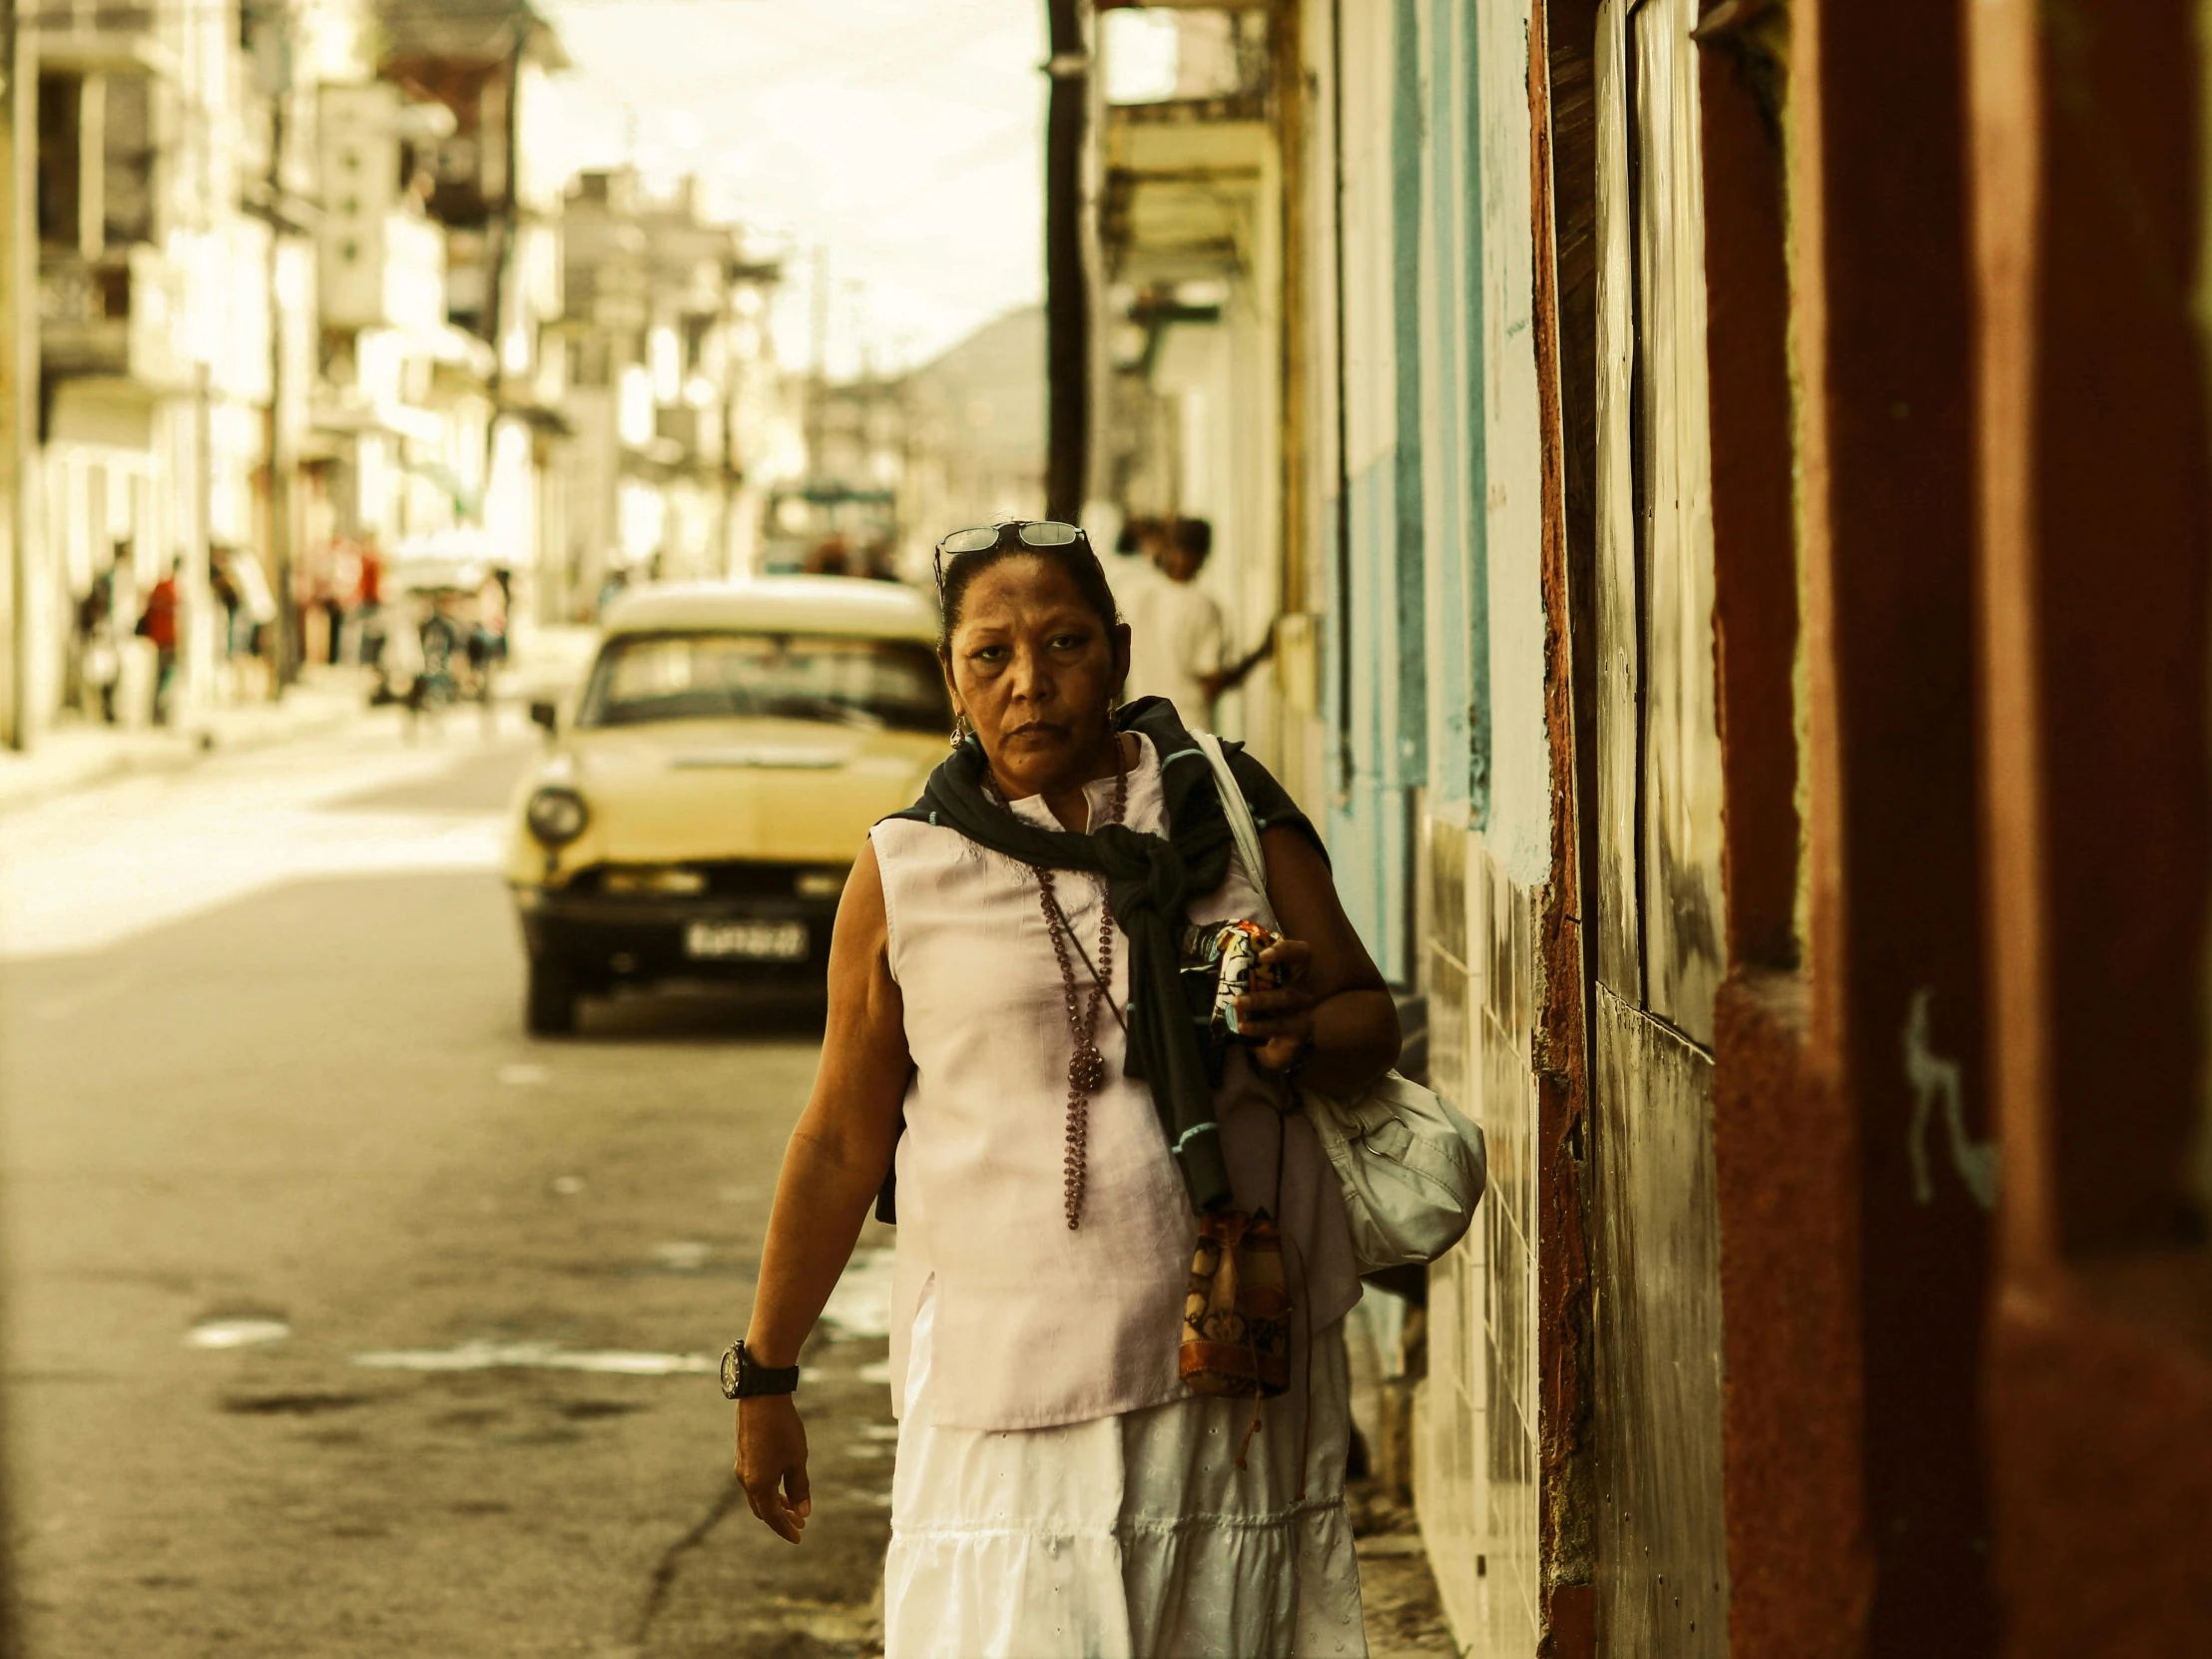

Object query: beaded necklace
[1028,741,1129,1230]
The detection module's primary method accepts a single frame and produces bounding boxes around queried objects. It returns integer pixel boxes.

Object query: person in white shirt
[1125,517,1241,731]
[1103,514,1165,619]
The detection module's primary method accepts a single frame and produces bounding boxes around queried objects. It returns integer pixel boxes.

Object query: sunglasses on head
[931,520,1089,586]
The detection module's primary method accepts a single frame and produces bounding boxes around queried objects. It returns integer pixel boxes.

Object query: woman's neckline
[999,733,1149,833]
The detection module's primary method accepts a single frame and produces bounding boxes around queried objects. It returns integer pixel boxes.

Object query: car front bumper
[514,885,839,986]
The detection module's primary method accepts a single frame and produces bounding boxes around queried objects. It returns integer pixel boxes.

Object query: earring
[950,711,971,750]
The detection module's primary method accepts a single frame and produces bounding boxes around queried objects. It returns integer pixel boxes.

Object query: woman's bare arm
[1233,826,1400,1095]
[735,841,911,1542]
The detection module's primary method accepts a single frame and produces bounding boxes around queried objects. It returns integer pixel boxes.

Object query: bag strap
[1196,732,1271,898]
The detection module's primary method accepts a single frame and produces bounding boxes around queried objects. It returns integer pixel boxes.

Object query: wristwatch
[720,1339,801,1400]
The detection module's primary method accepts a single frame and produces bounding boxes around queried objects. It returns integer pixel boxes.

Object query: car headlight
[526,786,590,846]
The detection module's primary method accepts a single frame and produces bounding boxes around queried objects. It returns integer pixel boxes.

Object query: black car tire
[526,955,579,1037]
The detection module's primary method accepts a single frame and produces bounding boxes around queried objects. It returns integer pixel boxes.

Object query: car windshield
[576,630,950,734]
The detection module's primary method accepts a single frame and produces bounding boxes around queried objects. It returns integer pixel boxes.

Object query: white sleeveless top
[871,733,1361,1430]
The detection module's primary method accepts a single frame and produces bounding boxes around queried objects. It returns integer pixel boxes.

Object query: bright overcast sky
[539,0,1047,378]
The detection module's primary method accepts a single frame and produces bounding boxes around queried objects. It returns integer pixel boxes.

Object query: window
[37,74,84,251]
[578,632,951,734]
[102,74,155,247]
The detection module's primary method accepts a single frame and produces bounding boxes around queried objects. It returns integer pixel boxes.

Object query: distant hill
[900,305,1046,542]
[906,305,1045,476]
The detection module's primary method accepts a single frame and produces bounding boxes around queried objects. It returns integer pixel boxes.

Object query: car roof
[599,577,941,643]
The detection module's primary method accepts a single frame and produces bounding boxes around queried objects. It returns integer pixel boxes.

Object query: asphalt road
[0,715,894,1658]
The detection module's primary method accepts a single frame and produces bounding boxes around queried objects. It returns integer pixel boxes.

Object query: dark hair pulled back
[936,534,1122,655]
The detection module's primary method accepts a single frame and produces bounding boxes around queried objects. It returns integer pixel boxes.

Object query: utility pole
[255,0,296,691]
[477,19,529,499]
[1042,0,1089,523]
[0,0,32,752]
[0,10,26,1650]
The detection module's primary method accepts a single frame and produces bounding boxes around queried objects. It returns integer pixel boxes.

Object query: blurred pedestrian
[466,580,505,736]
[209,553,243,659]
[859,536,899,582]
[78,549,125,724]
[377,593,423,718]
[416,594,462,710]
[803,534,854,577]
[596,562,631,620]
[357,541,388,671]
[322,539,362,665]
[137,560,181,726]
[735,519,1396,1656]
[1125,516,1234,730]
[1105,513,1164,616]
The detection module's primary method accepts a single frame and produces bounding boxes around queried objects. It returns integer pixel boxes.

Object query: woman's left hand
[1237,935,1318,1077]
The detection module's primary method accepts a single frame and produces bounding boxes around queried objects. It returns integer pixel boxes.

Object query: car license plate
[684,919,809,961]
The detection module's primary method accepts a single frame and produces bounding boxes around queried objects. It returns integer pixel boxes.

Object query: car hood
[524,716,942,870]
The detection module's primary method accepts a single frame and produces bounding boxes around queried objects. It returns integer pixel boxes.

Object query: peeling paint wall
[1471,0,1553,889]
[1306,0,1560,1647]
[1322,0,1416,982]
[1399,0,1557,1647]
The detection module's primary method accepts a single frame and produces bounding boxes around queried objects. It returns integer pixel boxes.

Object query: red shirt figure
[139,575,180,653]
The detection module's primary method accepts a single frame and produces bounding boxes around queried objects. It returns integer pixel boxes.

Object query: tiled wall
[1415,818,1540,1654]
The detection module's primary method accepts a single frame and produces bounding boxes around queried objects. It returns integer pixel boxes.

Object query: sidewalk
[0,670,381,818]
[0,624,605,819]
[1348,1293,1461,1656]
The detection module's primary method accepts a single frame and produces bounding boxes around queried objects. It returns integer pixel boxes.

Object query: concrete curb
[0,686,378,819]
[0,633,596,820]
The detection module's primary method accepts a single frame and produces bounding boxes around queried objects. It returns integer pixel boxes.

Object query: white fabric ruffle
[883,1289,1369,1659]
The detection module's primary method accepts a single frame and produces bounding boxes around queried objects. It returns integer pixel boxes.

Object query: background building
[553,167,787,613]
[374,0,570,632]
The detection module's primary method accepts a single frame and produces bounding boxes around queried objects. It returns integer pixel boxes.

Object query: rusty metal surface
[1531,0,1603,1641]
[1591,984,1730,1656]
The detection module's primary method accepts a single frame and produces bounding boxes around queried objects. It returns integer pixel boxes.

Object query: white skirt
[883,1288,1369,1659]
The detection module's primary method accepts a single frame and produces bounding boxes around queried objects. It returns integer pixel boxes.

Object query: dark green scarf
[891,696,1236,1213]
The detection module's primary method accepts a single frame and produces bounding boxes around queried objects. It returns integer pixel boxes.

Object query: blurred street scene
[0,0,2208,1656]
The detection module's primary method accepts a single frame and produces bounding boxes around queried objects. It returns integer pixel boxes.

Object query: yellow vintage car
[506,577,950,1033]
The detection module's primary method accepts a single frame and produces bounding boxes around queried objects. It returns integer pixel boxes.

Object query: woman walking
[734,521,1400,1657]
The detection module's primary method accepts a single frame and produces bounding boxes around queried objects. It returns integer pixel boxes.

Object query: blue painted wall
[1325,0,1501,977]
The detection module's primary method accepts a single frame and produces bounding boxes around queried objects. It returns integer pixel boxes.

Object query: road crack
[632,1474,747,1649]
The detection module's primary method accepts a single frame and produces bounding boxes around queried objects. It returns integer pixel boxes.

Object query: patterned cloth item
[1180,917,1285,1041]
[1180,1208,1292,1398]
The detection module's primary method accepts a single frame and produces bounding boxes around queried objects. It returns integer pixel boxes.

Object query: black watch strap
[720,1340,800,1399]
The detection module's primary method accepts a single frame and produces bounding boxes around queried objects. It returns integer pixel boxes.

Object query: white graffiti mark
[1903,986,2000,1212]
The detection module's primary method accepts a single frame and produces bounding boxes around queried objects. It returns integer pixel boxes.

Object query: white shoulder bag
[1196,733,1488,1273]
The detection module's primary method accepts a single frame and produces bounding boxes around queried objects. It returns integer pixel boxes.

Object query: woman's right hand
[735,1394,812,1542]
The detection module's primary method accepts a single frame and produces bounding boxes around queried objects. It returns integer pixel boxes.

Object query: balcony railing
[31,0,176,74]
[39,245,185,386]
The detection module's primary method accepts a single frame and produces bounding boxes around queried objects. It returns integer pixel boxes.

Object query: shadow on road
[564,987,830,1045]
